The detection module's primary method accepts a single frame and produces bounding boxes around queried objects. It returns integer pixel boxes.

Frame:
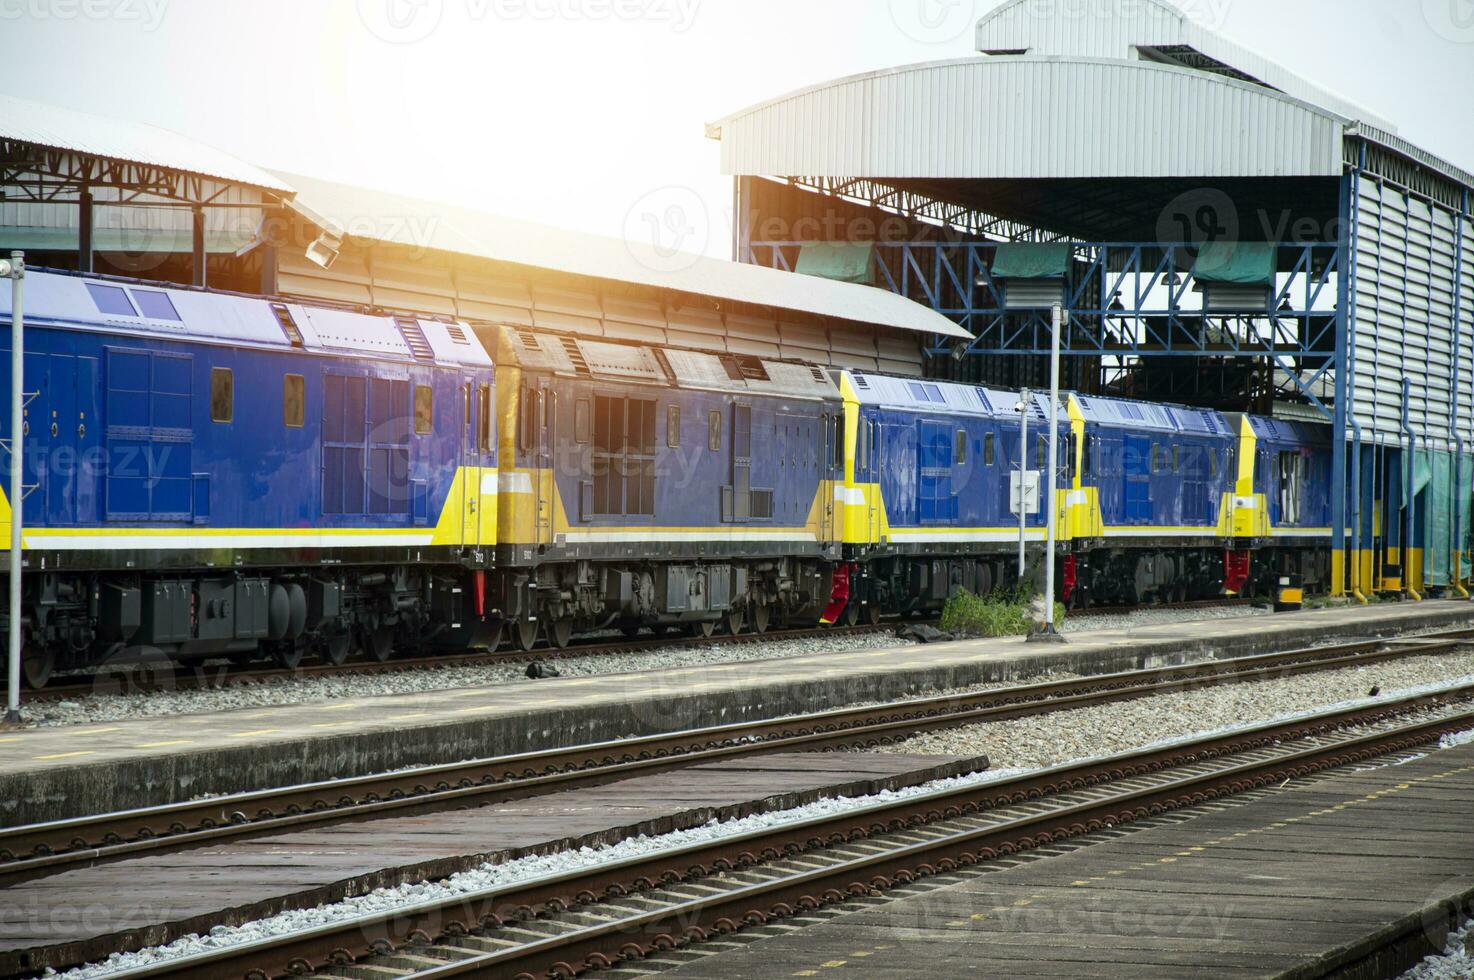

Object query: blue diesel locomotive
[1,270,499,685]
[1,271,1344,683]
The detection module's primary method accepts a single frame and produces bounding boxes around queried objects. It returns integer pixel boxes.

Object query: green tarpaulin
[990,242,1071,279]
[794,242,875,285]
[1192,241,1276,285]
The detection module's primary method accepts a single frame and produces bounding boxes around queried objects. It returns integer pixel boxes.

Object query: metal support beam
[1330,169,1353,595]
[191,205,207,287]
[77,186,93,274]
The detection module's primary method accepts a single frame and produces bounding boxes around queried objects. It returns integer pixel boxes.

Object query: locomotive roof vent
[559,336,592,376]
[269,303,305,348]
[445,324,470,345]
[720,354,770,383]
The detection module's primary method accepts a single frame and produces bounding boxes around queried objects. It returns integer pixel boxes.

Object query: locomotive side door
[529,380,554,549]
[821,413,836,544]
[460,379,495,550]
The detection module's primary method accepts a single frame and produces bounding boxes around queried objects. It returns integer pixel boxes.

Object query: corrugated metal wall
[276,243,922,376]
[717,58,1345,181]
[1353,175,1473,447]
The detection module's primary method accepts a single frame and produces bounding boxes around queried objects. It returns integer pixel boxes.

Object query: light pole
[1015,386,1029,581]
[4,251,23,722]
[1029,303,1066,643]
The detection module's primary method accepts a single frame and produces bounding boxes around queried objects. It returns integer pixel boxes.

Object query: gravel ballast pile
[875,651,1474,767]
[25,631,916,729]
[1401,919,1474,979]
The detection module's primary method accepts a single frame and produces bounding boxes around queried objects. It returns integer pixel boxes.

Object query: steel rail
[89,681,1474,979]
[4,627,1470,884]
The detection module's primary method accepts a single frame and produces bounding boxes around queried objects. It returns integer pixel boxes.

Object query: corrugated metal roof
[273,170,970,340]
[709,56,1346,180]
[0,93,293,193]
[973,0,1395,132]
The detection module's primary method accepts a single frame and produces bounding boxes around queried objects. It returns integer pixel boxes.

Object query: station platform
[3,601,1473,827]
[648,738,1474,979]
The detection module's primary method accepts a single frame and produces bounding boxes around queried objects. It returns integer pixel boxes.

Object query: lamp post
[1015,387,1029,580]
[4,251,23,722]
[1029,303,1066,643]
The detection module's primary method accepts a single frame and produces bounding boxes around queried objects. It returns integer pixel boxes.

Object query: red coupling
[1061,554,1077,603]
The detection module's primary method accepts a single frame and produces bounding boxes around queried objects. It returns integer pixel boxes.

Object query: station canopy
[705,0,1472,243]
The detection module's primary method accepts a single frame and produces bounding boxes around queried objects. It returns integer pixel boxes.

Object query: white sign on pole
[1009,471,1040,515]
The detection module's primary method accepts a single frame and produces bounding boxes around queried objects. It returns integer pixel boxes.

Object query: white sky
[1,0,1471,257]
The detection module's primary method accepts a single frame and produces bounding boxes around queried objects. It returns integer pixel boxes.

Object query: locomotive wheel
[691,620,717,639]
[725,607,745,635]
[547,618,574,650]
[20,645,54,689]
[865,604,882,626]
[750,602,771,634]
[841,603,861,628]
[478,620,505,653]
[365,627,395,663]
[322,632,352,666]
[512,619,539,652]
[271,642,305,671]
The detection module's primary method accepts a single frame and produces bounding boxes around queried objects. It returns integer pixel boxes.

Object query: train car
[1236,413,1333,596]
[1061,394,1238,605]
[834,369,1068,620]
[488,327,844,649]
[0,270,498,685]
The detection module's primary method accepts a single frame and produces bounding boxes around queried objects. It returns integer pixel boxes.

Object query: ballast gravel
[23,631,917,729]
[22,603,1267,729]
[1059,602,1270,633]
[1402,919,1474,979]
[875,650,1474,768]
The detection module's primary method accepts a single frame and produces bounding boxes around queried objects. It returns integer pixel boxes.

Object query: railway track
[26,595,1261,701]
[26,621,910,703]
[6,626,1469,888]
[75,675,1474,980]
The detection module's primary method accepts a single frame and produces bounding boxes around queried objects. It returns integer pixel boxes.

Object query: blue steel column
[1330,168,1353,594]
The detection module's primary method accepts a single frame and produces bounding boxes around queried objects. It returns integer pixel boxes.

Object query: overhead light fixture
[1165,272,1182,287]
[305,229,342,270]
[1108,292,1126,312]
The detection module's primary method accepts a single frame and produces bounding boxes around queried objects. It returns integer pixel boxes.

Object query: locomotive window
[592,395,657,516]
[855,420,869,475]
[1172,445,1180,473]
[575,399,591,444]
[955,430,966,465]
[283,374,304,428]
[667,405,680,448]
[1036,434,1046,469]
[210,368,233,423]
[414,385,433,435]
[708,411,721,452]
[1209,447,1219,477]
[464,384,472,429]
[831,415,843,468]
[983,433,995,466]
[1150,444,1163,474]
[476,385,492,453]
[1081,434,1093,477]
